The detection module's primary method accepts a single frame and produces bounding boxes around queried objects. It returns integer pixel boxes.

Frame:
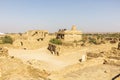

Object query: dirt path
[7,44,120,80]
[8,47,87,71]
[8,48,67,70]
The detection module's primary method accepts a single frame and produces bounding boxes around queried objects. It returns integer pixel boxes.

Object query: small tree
[2,36,13,44]
[49,38,62,45]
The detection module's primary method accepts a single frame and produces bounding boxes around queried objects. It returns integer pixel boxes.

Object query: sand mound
[0,57,50,80]
[0,48,50,80]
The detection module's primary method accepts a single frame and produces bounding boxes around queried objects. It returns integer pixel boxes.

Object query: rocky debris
[0,48,50,80]
[103,59,120,66]
[107,47,120,60]
[110,40,117,44]
[87,52,102,58]
[27,66,50,79]
[87,45,120,66]
[0,57,50,80]
[48,43,60,56]
[48,57,105,80]
[0,47,8,57]
[87,45,120,58]
[26,59,54,72]
[118,42,120,50]
[62,64,120,80]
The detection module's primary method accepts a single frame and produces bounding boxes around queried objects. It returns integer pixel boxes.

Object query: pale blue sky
[0,0,120,33]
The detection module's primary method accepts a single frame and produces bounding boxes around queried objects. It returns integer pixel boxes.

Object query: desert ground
[1,43,118,80]
[0,31,120,80]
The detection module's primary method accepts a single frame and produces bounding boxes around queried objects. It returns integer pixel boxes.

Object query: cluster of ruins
[48,25,83,56]
[0,25,83,55]
[0,25,120,80]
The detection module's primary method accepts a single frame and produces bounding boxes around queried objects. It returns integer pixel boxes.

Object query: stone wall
[56,25,82,42]
[47,43,61,56]
[12,30,49,49]
[26,30,48,41]
[64,34,82,42]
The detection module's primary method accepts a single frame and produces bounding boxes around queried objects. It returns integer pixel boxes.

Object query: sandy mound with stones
[0,48,50,80]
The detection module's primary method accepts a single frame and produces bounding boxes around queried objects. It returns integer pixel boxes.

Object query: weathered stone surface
[0,47,8,57]
[48,43,60,56]
[0,57,50,80]
[56,25,82,42]
[12,30,49,49]
[118,42,120,50]
[26,30,48,41]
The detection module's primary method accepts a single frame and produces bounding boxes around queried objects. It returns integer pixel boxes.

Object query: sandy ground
[8,43,120,80]
[8,47,87,71]
[62,64,120,80]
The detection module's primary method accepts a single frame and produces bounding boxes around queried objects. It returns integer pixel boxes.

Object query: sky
[0,0,120,33]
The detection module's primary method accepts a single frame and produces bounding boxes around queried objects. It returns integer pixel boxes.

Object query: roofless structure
[56,25,82,42]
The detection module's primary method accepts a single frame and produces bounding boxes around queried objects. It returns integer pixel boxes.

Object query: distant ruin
[56,25,82,42]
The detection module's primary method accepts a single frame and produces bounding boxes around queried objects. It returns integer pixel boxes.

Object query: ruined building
[56,25,82,42]
[13,30,49,49]
[26,30,48,41]
[48,25,83,56]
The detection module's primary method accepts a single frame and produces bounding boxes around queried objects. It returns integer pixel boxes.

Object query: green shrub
[49,38,62,45]
[1,36,13,44]
[89,37,97,44]
[79,39,86,43]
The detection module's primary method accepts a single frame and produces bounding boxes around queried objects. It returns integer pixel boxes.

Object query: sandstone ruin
[0,26,120,80]
[47,43,61,56]
[12,30,49,49]
[48,25,83,56]
[26,30,48,41]
[118,42,120,50]
[56,25,82,42]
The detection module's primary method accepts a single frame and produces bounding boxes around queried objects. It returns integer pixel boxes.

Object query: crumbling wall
[47,43,61,56]
[12,30,49,49]
[64,34,82,42]
[56,25,82,42]
[118,42,120,50]
[26,30,48,41]
[0,53,50,80]
[13,38,51,49]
